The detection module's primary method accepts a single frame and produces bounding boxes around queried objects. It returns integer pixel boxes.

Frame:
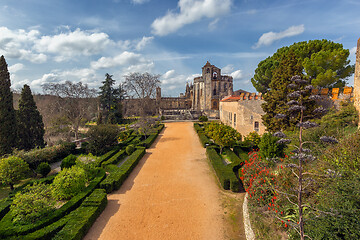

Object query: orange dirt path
[84,122,226,240]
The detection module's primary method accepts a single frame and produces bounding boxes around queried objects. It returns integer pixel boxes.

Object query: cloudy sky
[1,0,359,96]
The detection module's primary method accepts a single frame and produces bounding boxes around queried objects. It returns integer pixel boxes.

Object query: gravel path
[84,122,226,240]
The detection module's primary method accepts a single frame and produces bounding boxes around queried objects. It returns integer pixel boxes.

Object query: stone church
[155,61,234,119]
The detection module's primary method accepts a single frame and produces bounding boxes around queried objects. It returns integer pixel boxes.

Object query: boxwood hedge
[100,147,146,193]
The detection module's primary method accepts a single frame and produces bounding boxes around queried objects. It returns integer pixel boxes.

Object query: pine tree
[261,50,303,132]
[0,56,17,155]
[99,73,123,123]
[17,84,45,150]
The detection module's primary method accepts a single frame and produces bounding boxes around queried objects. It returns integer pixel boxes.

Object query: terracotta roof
[221,95,241,102]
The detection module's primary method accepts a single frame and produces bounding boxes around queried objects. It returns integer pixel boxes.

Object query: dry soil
[84,122,237,240]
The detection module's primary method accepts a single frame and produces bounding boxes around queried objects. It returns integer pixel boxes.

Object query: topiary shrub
[199,115,208,122]
[51,166,86,200]
[10,182,55,225]
[60,154,77,170]
[36,162,51,177]
[126,144,135,156]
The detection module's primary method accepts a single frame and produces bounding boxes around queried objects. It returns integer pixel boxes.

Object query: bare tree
[123,72,160,116]
[42,81,97,140]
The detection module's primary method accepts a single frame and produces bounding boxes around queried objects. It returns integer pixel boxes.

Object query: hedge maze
[0,123,164,239]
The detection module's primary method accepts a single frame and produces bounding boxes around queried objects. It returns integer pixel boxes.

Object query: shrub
[199,115,208,122]
[0,156,30,190]
[51,166,86,200]
[160,115,166,120]
[36,162,51,177]
[87,124,120,155]
[10,182,55,225]
[244,131,261,146]
[101,150,127,167]
[258,132,285,164]
[60,154,77,170]
[126,144,135,155]
[100,148,146,193]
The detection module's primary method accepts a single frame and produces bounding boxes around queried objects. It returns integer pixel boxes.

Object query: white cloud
[222,64,234,74]
[253,24,305,49]
[208,18,219,31]
[8,63,24,73]
[136,36,154,51]
[350,46,357,55]
[230,69,243,80]
[91,51,147,69]
[151,0,232,36]
[35,28,113,62]
[0,27,47,63]
[131,0,150,4]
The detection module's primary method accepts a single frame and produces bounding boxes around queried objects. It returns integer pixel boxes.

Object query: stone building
[220,93,266,137]
[220,87,354,137]
[192,61,233,118]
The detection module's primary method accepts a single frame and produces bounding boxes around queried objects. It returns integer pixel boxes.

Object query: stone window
[207,68,210,73]
[213,88,216,95]
[234,113,236,127]
[254,121,259,132]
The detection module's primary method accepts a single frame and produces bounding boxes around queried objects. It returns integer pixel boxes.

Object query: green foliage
[306,176,360,240]
[60,154,77,170]
[87,124,120,155]
[126,144,135,155]
[198,115,208,122]
[0,56,17,155]
[0,156,30,190]
[258,133,285,164]
[10,182,55,225]
[204,122,241,153]
[14,142,76,168]
[36,162,51,177]
[17,84,45,151]
[75,154,98,180]
[321,101,358,129]
[244,131,261,146]
[100,148,145,193]
[160,115,166,120]
[101,149,126,167]
[251,39,354,94]
[261,50,305,131]
[52,189,107,240]
[51,166,86,200]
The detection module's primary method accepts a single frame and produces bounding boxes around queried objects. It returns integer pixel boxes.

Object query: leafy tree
[123,72,160,116]
[0,55,17,155]
[99,73,125,123]
[261,50,306,131]
[10,182,55,225]
[244,131,261,146]
[51,166,86,200]
[42,81,97,140]
[205,122,241,153]
[17,84,45,150]
[258,132,285,165]
[87,124,120,155]
[0,156,30,190]
[251,39,354,94]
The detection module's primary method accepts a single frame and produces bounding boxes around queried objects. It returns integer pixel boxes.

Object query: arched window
[213,71,217,79]
[207,68,210,73]
[213,88,216,95]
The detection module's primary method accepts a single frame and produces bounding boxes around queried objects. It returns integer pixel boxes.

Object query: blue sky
[0,0,359,96]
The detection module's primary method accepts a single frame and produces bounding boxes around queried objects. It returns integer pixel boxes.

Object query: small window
[234,113,236,127]
[207,68,210,73]
[254,121,259,132]
[213,72,217,79]
[213,89,216,95]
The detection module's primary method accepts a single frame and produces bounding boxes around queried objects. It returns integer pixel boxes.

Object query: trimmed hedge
[52,189,107,240]
[206,148,241,192]
[0,169,106,238]
[223,148,242,164]
[100,147,146,193]
[0,198,11,221]
[101,150,127,167]
[139,133,158,148]
[14,142,77,168]
[95,147,120,167]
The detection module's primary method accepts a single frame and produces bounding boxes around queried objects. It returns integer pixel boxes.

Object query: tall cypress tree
[17,84,45,150]
[0,55,17,155]
[261,50,303,132]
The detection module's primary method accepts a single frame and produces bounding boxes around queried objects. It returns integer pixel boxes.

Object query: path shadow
[84,199,121,240]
